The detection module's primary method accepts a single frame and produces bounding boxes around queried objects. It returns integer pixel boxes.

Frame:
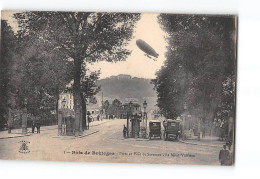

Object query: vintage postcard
[0,11,237,165]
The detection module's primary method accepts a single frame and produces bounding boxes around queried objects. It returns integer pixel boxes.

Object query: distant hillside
[96,74,157,108]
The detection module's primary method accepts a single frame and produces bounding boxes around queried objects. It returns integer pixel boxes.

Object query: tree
[81,71,101,129]
[153,14,236,123]
[111,99,122,117]
[103,100,110,118]
[8,35,72,120]
[0,20,18,128]
[15,11,140,135]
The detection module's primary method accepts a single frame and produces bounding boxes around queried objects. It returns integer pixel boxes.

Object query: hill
[96,74,157,109]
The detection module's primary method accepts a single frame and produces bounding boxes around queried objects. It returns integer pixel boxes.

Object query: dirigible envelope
[136,39,159,58]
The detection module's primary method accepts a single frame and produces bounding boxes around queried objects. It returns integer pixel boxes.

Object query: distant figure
[87,116,91,129]
[36,119,41,134]
[123,125,128,138]
[97,115,100,121]
[227,142,233,165]
[163,120,167,130]
[62,120,66,135]
[32,119,36,133]
[219,144,231,165]
[202,123,206,138]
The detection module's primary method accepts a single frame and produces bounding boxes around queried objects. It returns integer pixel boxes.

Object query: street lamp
[129,101,133,111]
[126,101,133,138]
[143,100,147,111]
[143,100,148,138]
[62,98,66,109]
[61,98,67,135]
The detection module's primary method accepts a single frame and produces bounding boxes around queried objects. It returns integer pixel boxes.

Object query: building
[86,103,102,121]
[58,91,74,110]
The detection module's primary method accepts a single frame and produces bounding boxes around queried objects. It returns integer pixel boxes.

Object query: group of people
[213,118,228,141]
[219,143,233,165]
[31,120,41,134]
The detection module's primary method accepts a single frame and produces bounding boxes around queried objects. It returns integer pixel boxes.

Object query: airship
[136,39,159,60]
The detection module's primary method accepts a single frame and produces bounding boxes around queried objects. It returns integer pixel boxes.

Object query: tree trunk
[204,76,223,124]
[56,90,59,125]
[73,57,82,136]
[81,92,87,130]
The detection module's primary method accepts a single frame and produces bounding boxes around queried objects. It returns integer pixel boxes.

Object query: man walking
[219,144,231,165]
[36,118,41,134]
[123,125,128,138]
[31,119,35,134]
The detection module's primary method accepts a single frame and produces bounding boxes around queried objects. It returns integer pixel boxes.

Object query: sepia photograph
[0,10,237,166]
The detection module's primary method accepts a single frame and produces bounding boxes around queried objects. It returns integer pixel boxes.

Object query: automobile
[148,121,162,139]
[163,119,182,141]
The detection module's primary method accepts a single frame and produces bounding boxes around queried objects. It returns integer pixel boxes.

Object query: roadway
[0,119,222,165]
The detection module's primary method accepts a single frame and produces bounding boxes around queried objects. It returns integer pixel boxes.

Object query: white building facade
[58,92,74,110]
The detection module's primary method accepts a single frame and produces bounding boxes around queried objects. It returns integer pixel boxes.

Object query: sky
[1,12,168,79]
[88,13,167,79]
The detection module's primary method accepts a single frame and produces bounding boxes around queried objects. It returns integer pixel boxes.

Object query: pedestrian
[219,144,231,165]
[32,119,36,134]
[227,144,233,165]
[163,119,167,130]
[36,119,41,134]
[97,115,100,121]
[87,111,91,130]
[202,123,206,138]
[62,119,66,135]
[123,125,128,138]
[198,119,202,141]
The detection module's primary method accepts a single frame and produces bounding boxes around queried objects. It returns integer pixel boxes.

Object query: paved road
[0,119,223,165]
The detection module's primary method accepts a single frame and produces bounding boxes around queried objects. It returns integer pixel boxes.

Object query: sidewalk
[52,127,100,139]
[179,135,225,147]
[0,120,108,140]
[0,131,31,139]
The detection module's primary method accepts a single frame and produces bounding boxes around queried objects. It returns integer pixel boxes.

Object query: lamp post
[143,100,147,138]
[62,98,66,109]
[127,101,132,138]
[58,98,66,136]
[62,98,66,135]
[22,98,28,135]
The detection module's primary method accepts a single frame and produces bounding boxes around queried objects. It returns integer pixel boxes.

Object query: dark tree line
[103,99,125,118]
[152,14,236,124]
[0,20,17,128]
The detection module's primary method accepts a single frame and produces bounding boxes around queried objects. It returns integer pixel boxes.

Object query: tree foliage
[0,20,18,126]
[81,71,101,100]
[12,38,73,115]
[14,11,140,134]
[152,14,236,122]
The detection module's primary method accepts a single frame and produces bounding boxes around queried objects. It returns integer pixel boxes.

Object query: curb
[0,134,31,140]
[52,130,99,139]
[77,131,99,138]
[90,121,109,127]
[179,140,222,147]
[121,138,150,141]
